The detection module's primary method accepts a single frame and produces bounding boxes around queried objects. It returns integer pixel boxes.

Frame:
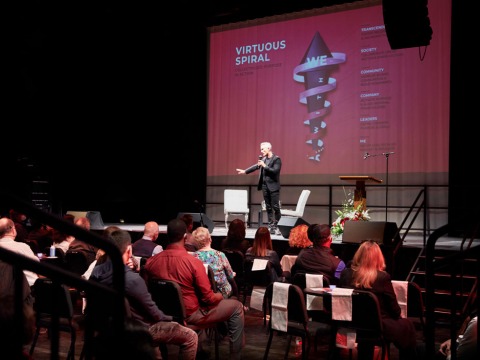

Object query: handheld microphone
[258,155,263,160]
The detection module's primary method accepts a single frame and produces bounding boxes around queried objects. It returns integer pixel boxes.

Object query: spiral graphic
[294,31,346,162]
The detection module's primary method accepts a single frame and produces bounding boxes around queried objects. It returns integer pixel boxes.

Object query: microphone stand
[363,152,394,221]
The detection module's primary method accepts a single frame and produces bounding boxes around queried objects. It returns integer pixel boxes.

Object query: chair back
[407,281,426,334]
[148,279,187,322]
[224,189,249,228]
[32,277,74,319]
[292,272,331,290]
[280,189,311,217]
[224,250,245,289]
[332,289,388,359]
[65,250,89,275]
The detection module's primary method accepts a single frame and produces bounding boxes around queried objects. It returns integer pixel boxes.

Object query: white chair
[280,189,311,218]
[224,189,249,229]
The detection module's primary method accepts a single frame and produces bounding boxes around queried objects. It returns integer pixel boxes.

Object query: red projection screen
[206,0,451,188]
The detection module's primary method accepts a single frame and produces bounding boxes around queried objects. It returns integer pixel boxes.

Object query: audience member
[131,221,163,258]
[431,311,477,360]
[192,226,236,299]
[0,260,35,360]
[26,218,53,253]
[0,217,39,286]
[9,209,30,244]
[291,223,345,285]
[82,225,121,280]
[90,229,198,360]
[180,214,197,252]
[338,240,419,360]
[67,217,97,266]
[245,226,283,282]
[221,218,250,255]
[285,223,312,255]
[144,218,245,360]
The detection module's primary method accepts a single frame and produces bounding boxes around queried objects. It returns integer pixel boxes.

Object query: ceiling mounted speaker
[382,0,433,50]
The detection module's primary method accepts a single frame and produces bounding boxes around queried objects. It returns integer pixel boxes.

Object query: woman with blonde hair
[339,240,419,360]
[193,226,236,299]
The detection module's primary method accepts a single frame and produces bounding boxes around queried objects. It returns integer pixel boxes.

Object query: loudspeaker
[176,212,214,233]
[277,217,309,239]
[382,0,433,50]
[342,221,400,246]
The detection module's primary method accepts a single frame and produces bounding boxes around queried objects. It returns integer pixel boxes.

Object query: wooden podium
[339,175,382,211]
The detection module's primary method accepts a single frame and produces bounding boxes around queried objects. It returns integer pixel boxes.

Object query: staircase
[406,230,478,326]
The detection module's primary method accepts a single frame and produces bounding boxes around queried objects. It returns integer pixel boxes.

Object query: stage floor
[103,222,479,251]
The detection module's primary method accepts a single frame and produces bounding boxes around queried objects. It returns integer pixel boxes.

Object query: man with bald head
[131,221,163,258]
[0,217,39,286]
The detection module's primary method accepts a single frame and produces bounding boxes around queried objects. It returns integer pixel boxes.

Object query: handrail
[0,191,127,359]
[425,224,480,359]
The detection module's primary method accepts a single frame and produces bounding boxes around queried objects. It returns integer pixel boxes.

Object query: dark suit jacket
[245,154,282,191]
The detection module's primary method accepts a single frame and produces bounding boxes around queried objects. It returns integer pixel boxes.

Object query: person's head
[75,217,91,231]
[252,226,273,257]
[166,218,187,245]
[351,240,386,273]
[349,240,386,289]
[226,219,246,248]
[109,229,133,265]
[288,224,312,248]
[260,142,272,157]
[307,224,331,247]
[192,226,211,249]
[180,214,194,233]
[8,209,27,224]
[143,221,160,241]
[0,218,16,239]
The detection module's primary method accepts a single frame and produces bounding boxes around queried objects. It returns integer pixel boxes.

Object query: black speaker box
[277,217,309,239]
[176,212,214,233]
[382,0,433,50]
[342,221,400,246]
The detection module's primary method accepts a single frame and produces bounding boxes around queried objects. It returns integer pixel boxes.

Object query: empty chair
[30,278,79,360]
[280,189,311,218]
[224,189,250,229]
[263,282,331,360]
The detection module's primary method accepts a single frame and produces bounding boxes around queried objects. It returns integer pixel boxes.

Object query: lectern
[339,175,382,211]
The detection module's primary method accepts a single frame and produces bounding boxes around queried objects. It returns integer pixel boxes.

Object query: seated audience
[292,223,345,285]
[90,229,198,360]
[131,221,163,258]
[220,218,250,255]
[144,218,245,360]
[0,217,39,286]
[338,240,419,360]
[192,226,236,299]
[179,214,197,252]
[245,226,283,283]
[67,217,97,266]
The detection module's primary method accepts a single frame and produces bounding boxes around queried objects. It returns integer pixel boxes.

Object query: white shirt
[0,236,39,286]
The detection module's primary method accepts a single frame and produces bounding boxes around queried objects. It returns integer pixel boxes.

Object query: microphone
[258,155,263,160]
[363,152,370,160]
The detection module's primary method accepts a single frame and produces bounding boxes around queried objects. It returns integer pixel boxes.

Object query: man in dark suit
[237,141,282,235]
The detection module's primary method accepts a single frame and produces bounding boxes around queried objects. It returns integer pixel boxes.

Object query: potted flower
[331,188,370,238]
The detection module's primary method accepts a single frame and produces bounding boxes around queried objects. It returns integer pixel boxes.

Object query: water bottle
[294,336,302,356]
[49,245,56,257]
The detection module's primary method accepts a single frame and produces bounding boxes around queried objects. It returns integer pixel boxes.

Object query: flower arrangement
[331,188,370,236]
